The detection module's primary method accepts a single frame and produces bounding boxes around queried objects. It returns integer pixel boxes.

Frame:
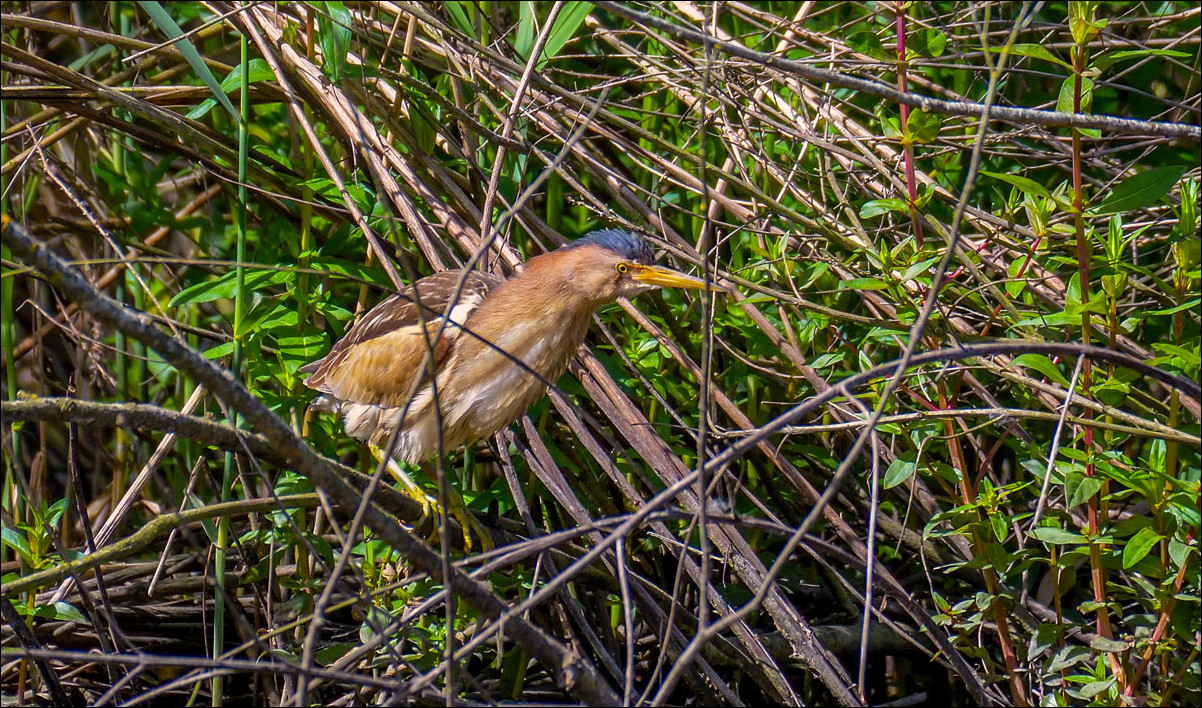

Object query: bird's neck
[464,251,606,366]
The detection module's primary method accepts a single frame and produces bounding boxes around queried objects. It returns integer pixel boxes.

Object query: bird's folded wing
[301,270,501,407]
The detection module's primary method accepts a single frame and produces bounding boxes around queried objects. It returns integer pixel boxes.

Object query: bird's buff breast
[353,318,584,463]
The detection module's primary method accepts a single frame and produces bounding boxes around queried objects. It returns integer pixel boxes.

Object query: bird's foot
[370,445,491,552]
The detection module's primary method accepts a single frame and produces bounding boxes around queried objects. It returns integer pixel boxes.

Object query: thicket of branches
[2,2,1199,706]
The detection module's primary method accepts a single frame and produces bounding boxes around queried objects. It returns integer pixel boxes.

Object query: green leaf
[847,30,883,58]
[1011,311,1081,329]
[1,527,33,564]
[514,1,536,60]
[1077,678,1117,700]
[1009,354,1070,387]
[1091,48,1190,73]
[884,456,916,489]
[49,602,89,623]
[137,1,238,122]
[170,269,288,307]
[909,28,947,58]
[540,2,592,68]
[1151,342,1201,366]
[899,256,941,282]
[1122,527,1164,569]
[445,0,475,37]
[808,351,845,369]
[1066,474,1105,508]
[1057,75,1094,115]
[1092,377,1129,407]
[204,341,236,360]
[359,604,398,645]
[1094,166,1189,215]
[314,642,357,667]
[904,108,940,144]
[1069,2,1107,46]
[1028,526,1087,544]
[186,59,274,120]
[1141,298,1200,317]
[994,43,1073,71]
[859,199,908,219]
[841,278,889,291]
[989,511,1007,542]
[980,170,1051,200]
[235,296,284,337]
[315,1,352,82]
[277,334,328,361]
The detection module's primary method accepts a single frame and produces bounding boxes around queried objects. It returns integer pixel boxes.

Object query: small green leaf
[1091,48,1190,72]
[899,256,941,282]
[909,28,947,58]
[137,1,238,122]
[277,334,328,361]
[514,1,535,59]
[1092,377,1129,407]
[1069,2,1107,47]
[314,642,357,666]
[841,278,889,291]
[1028,526,1087,544]
[904,108,940,144]
[1141,298,1200,317]
[315,1,352,82]
[808,352,845,369]
[859,199,908,219]
[540,2,592,68]
[847,30,884,58]
[995,43,1073,71]
[186,59,274,120]
[1057,75,1094,115]
[980,170,1051,200]
[1066,474,1105,508]
[1077,678,1117,700]
[1095,166,1189,215]
[49,602,89,623]
[1151,342,1201,366]
[1009,354,1070,387]
[204,341,236,360]
[1,527,33,564]
[989,511,1008,542]
[1122,527,1164,569]
[444,0,475,37]
[884,456,917,489]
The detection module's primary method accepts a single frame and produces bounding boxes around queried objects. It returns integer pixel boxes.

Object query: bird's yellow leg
[367,445,491,552]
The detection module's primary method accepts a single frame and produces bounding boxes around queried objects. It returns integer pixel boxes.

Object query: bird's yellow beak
[632,264,721,291]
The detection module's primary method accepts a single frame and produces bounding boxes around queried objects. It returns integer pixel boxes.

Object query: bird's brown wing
[301,269,501,407]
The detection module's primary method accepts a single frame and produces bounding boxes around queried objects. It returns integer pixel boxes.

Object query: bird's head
[554,229,716,304]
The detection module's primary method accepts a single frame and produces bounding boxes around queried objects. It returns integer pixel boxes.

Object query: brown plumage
[302,229,712,464]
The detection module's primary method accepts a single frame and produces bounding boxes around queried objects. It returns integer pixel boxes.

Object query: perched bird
[300,229,713,542]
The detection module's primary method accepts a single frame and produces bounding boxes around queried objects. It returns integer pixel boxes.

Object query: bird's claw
[371,446,491,552]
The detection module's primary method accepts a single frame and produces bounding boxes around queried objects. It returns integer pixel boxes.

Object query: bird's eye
[616,263,629,274]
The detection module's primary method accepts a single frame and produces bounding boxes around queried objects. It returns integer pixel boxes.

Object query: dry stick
[1,220,622,707]
[845,394,883,703]
[1029,357,1086,534]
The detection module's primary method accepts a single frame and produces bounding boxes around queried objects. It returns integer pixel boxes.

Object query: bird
[300,228,714,545]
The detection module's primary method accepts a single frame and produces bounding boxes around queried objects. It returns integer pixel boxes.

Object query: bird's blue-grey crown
[564,228,656,265]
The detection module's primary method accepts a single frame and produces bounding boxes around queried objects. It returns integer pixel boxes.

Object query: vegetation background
[1,1,1199,706]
